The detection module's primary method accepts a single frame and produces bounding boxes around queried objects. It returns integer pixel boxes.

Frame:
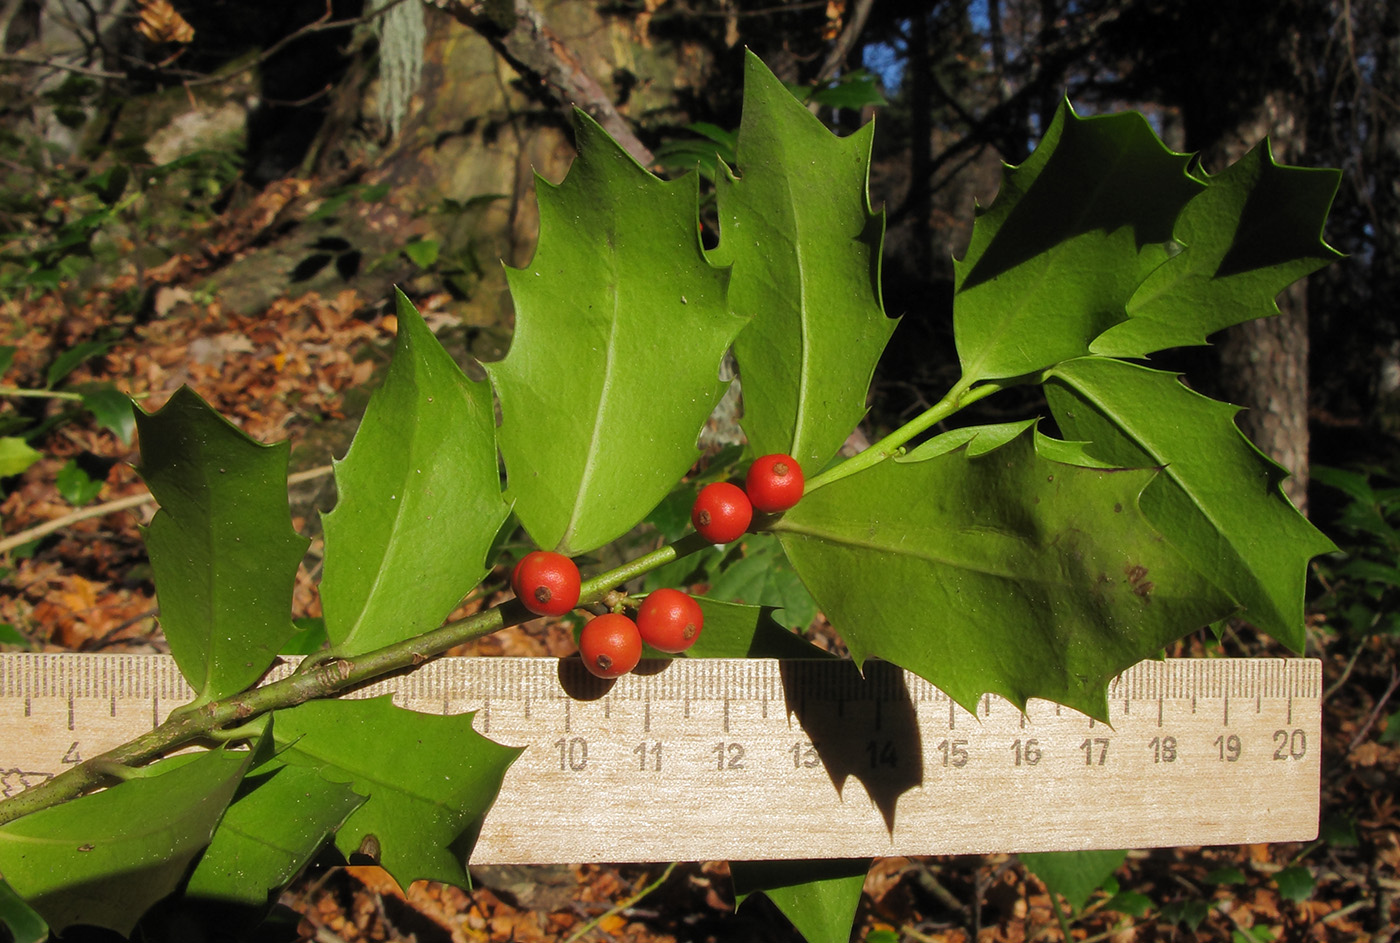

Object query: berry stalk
[803,377,1004,494]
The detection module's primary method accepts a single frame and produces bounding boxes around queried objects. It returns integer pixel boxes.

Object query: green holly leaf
[137,387,310,701]
[775,427,1234,718]
[320,290,509,655]
[184,758,365,908]
[682,598,831,659]
[488,112,743,555]
[0,879,48,943]
[955,101,1202,383]
[1274,865,1315,902]
[1046,357,1335,650]
[0,437,41,477]
[731,858,870,943]
[56,458,103,505]
[1021,849,1126,914]
[78,384,136,444]
[705,533,820,630]
[0,748,250,936]
[272,696,520,888]
[714,50,896,471]
[1092,143,1343,357]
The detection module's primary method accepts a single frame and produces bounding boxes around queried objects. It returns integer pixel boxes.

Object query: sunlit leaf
[0,437,41,477]
[137,387,309,700]
[732,858,870,943]
[954,101,1201,382]
[320,290,509,655]
[1021,849,1126,913]
[488,112,743,555]
[1046,358,1334,649]
[185,760,364,907]
[1092,143,1342,357]
[715,50,896,471]
[682,598,831,659]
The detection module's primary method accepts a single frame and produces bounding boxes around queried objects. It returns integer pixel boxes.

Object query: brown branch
[0,54,127,80]
[432,0,654,167]
[814,0,875,86]
[1348,664,1400,752]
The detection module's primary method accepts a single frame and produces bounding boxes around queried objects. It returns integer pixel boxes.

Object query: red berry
[691,481,753,543]
[511,550,581,617]
[579,613,642,678]
[637,588,704,653]
[745,453,804,513]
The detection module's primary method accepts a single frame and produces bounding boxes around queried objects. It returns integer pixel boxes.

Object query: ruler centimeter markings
[0,654,1321,864]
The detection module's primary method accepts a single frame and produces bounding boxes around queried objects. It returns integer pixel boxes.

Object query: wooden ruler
[0,654,1320,864]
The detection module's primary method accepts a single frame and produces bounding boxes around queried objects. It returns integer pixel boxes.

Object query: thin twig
[814,0,875,86]
[0,464,334,555]
[898,925,946,943]
[1347,665,1400,751]
[1323,642,1365,702]
[1317,896,1371,926]
[0,54,127,80]
[563,861,678,943]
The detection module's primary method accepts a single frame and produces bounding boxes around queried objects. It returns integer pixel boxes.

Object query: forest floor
[2,209,1398,942]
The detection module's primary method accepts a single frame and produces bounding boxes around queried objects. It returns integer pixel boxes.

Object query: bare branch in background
[815,0,874,85]
[431,0,654,166]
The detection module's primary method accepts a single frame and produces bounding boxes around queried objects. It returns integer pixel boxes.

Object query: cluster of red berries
[691,452,804,543]
[508,453,804,679]
[511,553,704,679]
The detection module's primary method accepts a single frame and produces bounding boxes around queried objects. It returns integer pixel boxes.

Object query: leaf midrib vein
[338,401,431,649]
[776,523,1034,583]
[561,273,622,550]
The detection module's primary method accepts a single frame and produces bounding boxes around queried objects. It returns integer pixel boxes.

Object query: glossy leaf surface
[1092,143,1342,357]
[714,51,896,471]
[320,290,508,654]
[489,113,742,555]
[682,598,831,659]
[954,102,1201,382]
[137,387,309,700]
[184,761,365,906]
[731,858,871,943]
